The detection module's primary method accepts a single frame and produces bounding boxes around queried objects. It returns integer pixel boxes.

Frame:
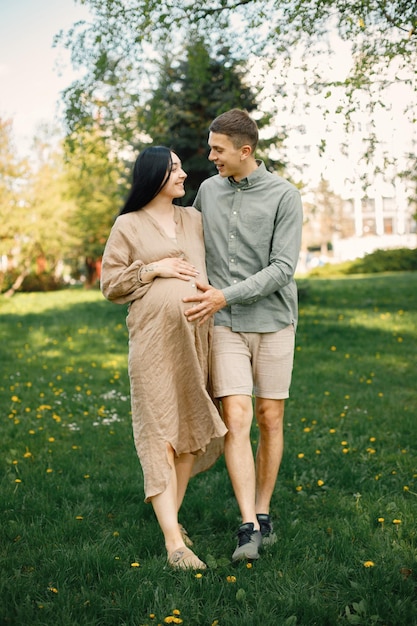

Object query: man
[183,109,303,562]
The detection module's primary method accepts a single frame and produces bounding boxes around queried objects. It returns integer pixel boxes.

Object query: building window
[383,218,393,234]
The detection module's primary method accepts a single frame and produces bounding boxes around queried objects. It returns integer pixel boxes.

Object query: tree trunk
[4,269,30,298]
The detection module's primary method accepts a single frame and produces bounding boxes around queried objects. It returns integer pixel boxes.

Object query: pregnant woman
[101,146,227,570]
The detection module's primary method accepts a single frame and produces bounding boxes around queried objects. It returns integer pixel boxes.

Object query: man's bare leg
[222,394,259,529]
[254,397,285,514]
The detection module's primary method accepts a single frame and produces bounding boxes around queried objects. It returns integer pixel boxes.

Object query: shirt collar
[228,160,265,188]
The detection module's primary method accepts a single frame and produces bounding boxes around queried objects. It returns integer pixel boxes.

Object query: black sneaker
[256,514,277,546]
[232,522,262,562]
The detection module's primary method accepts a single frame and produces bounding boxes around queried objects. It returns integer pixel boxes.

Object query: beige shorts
[211,325,295,400]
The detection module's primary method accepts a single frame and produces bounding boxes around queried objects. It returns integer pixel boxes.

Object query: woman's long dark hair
[119,146,173,215]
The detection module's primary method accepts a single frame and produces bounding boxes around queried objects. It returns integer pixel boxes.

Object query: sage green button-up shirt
[194,161,303,333]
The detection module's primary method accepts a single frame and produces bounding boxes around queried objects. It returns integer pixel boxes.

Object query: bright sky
[0,0,90,157]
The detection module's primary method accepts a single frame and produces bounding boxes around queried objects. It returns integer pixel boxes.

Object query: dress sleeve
[100,219,152,305]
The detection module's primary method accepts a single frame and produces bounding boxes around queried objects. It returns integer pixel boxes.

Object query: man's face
[208,132,245,180]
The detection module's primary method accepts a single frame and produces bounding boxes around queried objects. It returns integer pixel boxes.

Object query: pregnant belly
[128,276,201,331]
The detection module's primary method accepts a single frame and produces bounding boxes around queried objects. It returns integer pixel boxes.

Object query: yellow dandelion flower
[403,485,409,491]
[366,448,376,454]
[246,562,252,569]
[296,485,303,492]
[315,449,321,455]
[363,561,375,568]
[329,428,336,434]
[303,427,311,433]
[11,395,20,402]
[369,437,376,442]
[378,517,384,523]
[342,448,349,454]
[46,468,53,474]
[84,474,90,479]
[211,621,219,626]
[15,479,22,483]
[226,575,237,583]
[172,610,180,616]
[324,391,330,396]
[75,516,83,520]
[341,441,348,446]
[48,587,58,593]
[317,480,324,487]
[393,519,402,525]
[330,346,337,351]
[48,437,55,443]
[130,562,140,567]
[113,531,119,537]
[195,572,203,579]
[150,615,156,620]
[29,430,36,435]
[297,453,305,459]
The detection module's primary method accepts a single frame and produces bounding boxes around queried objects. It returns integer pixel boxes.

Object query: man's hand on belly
[183,282,227,325]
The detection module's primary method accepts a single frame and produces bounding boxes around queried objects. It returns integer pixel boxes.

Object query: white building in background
[256,49,417,267]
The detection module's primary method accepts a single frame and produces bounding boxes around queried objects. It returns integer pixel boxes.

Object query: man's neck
[231,158,259,183]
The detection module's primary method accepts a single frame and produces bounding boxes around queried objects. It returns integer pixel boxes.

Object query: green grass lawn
[1,273,417,626]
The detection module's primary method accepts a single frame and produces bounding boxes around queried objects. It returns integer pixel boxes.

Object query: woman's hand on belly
[140,257,200,283]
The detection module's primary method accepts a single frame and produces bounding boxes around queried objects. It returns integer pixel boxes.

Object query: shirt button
[233,211,237,215]
[230,234,234,239]
[230,259,235,263]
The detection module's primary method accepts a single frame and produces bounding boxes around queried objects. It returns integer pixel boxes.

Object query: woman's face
[163,152,187,199]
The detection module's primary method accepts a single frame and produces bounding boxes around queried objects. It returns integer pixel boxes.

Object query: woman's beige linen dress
[101,205,227,501]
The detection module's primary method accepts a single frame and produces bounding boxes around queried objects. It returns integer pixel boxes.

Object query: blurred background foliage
[1,0,416,292]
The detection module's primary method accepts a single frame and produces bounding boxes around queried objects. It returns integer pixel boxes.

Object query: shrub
[347,247,417,274]
[20,272,64,292]
[307,247,417,277]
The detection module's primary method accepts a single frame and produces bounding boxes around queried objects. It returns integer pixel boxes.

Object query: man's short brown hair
[209,109,258,153]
